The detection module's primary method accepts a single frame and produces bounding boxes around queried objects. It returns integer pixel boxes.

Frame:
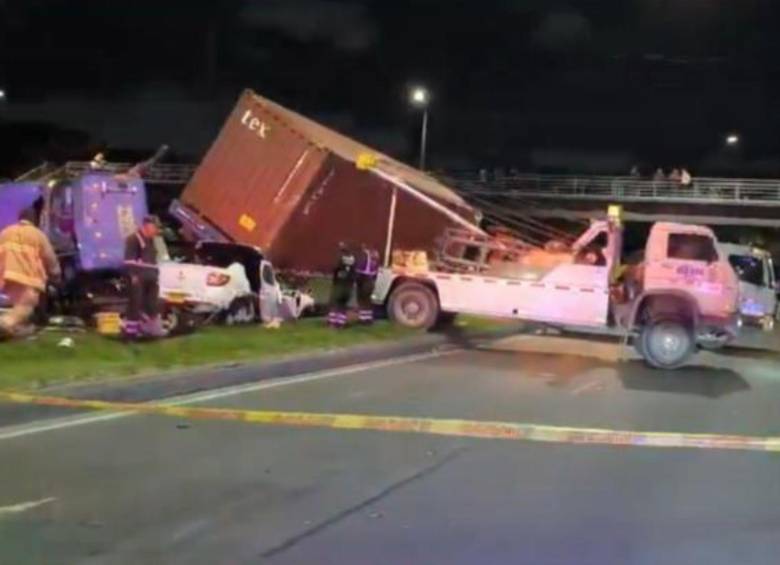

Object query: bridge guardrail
[446,173,780,205]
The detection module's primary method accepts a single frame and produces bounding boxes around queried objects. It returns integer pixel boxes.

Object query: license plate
[164,292,189,304]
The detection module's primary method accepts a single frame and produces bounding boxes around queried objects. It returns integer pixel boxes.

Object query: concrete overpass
[446,173,780,228]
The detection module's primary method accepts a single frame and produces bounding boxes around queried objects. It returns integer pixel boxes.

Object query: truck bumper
[698,313,742,341]
[740,313,775,332]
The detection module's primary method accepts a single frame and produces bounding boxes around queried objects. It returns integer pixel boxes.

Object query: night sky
[2,0,780,176]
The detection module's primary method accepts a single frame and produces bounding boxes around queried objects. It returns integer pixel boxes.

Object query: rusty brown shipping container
[179,89,481,273]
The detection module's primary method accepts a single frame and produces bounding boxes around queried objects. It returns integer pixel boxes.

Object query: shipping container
[178,90,481,273]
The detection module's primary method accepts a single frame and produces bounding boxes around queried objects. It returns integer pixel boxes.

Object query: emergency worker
[0,208,61,338]
[123,215,165,339]
[328,243,356,329]
[355,244,379,324]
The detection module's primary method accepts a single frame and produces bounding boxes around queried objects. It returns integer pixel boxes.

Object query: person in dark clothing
[123,215,164,339]
[355,244,379,324]
[327,244,356,329]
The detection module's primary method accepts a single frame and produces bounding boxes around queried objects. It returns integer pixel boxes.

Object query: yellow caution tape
[0,390,778,454]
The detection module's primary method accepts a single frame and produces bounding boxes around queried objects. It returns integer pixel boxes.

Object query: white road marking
[0,349,459,442]
[0,497,57,516]
[0,412,130,441]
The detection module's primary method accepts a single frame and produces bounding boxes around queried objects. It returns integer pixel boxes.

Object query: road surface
[1,334,779,564]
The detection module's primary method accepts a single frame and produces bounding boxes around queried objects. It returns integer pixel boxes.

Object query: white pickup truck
[374,215,741,369]
[158,241,313,333]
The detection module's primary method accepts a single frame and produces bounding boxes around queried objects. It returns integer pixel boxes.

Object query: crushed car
[158,241,314,334]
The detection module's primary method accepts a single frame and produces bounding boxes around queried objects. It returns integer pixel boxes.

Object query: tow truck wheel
[639,316,694,369]
[388,282,439,330]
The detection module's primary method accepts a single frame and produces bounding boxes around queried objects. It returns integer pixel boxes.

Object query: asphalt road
[1,334,780,564]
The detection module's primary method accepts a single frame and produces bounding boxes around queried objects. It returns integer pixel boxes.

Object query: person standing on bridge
[0,207,61,338]
[681,167,693,190]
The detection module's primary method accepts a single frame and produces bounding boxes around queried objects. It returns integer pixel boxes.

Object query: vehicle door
[259,260,282,322]
[44,181,77,256]
[649,231,728,315]
[73,174,149,271]
[767,257,778,317]
[754,255,777,317]
[528,226,613,326]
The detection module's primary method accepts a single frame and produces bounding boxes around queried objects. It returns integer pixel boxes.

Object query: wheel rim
[647,322,689,365]
[237,306,252,322]
[227,301,255,325]
[397,294,428,326]
[162,312,178,332]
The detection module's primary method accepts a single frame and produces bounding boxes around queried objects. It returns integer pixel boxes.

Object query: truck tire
[161,308,199,336]
[388,282,439,330]
[639,316,695,369]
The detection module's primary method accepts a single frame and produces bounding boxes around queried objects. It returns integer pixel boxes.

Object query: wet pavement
[1,334,779,564]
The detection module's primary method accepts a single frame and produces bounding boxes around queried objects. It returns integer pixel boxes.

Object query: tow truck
[374,207,741,369]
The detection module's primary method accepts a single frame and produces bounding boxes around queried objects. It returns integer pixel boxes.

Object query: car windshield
[729,254,766,287]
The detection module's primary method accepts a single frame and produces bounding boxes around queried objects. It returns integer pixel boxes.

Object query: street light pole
[419,107,428,171]
[409,86,430,171]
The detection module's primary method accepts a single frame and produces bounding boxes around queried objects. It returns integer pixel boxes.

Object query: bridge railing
[64,162,196,185]
[445,173,780,204]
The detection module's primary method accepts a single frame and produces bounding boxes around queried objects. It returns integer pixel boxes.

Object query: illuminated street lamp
[409,86,430,170]
[411,87,428,106]
[726,133,740,146]
[0,89,6,102]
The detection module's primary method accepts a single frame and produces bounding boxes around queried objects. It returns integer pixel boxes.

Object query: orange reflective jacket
[0,221,60,291]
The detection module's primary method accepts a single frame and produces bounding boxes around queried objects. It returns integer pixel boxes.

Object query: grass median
[0,316,510,390]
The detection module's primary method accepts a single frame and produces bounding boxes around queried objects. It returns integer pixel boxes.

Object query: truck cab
[41,173,148,274]
[625,222,740,366]
[719,243,777,330]
[0,173,150,318]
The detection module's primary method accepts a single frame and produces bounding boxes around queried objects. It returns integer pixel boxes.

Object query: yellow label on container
[239,214,257,232]
[356,152,378,170]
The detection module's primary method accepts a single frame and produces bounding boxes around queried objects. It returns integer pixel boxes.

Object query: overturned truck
[172,89,483,274]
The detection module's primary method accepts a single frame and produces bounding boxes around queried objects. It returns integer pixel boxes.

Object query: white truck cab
[719,243,777,331]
